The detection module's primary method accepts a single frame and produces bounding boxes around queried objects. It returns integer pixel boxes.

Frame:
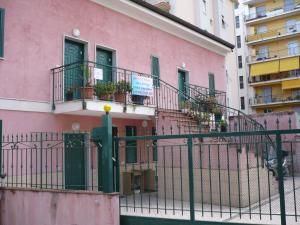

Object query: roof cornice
[90,0,235,56]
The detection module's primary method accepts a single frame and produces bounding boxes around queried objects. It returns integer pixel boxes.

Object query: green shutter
[151,56,160,87]
[125,126,137,163]
[208,73,215,96]
[0,8,5,58]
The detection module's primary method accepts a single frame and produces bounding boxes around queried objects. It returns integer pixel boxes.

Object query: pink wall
[0,110,154,134]
[0,0,225,102]
[0,188,119,225]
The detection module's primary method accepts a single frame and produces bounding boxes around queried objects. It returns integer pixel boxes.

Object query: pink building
[0,0,233,136]
[0,1,239,224]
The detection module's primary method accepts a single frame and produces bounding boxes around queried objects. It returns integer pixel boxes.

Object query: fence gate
[116,129,300,225]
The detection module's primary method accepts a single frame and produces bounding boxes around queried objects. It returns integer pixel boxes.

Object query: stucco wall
[0,188,119,225]
[0,0,226,103]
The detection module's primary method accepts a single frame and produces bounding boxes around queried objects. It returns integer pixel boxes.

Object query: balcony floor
[54,100,155,119]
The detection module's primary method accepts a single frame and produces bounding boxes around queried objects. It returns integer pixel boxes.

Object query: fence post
[276,133,286,225]
[101,105,113,193]
[187,136,195,221]
[115,137,120,192]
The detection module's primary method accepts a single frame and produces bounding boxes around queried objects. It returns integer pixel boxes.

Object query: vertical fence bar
[115,138,120,193]
[276,133,286,225]
[187,137,195,221]
[52,70,56,110]
[0,120,2,177]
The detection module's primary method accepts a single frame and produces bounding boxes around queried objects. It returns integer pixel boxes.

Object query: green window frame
[0,8,5,58]
[125,126,137,163]
[151,56,160,87]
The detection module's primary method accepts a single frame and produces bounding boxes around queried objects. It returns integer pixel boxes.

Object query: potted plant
[94,82,116,101]
[115,80,131,103]
[80,65,94,99]
[212,105,223,123]
[196,112,211,133]
[180,101,192,113]
[65,88,74,101]
[206,96,217,112]
[220,119,228,132]
[132,95,147,105]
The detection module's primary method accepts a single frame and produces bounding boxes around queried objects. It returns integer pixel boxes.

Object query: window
[292,89,300,99]
[0,8,5,58]
[288,41,299,55]
[256,26,268,34]
[239,76,244,89]
[240,97,245,110]
[238,56,243,68]
[125,126,137,163]
[222,15,226,28]
[237,36,241,48]
[256,6,266,17]
[286,19,298,33]
[235,2,239,9]
[284,0,295,12]
[264,109,272,113]
[151,56,160,87]
[235,16,240,28]
[258,46,269,59]
[202,0,207,14]
[263,87,272,103]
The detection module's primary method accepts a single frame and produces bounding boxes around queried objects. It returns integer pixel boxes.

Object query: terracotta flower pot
[114,92,126,103]
[99,94,114,101]
[80,87,94,99]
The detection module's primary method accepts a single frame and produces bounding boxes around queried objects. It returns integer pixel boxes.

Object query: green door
[178,70,189,107]
[208,73,215,96]
[64,133,86,190]
[96,48,113,83]
[64,40,84,100]
[125,126,137,163]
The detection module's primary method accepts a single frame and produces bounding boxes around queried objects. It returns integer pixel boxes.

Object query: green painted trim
[0,8,5,58]
[120,216,270,225]
[115,129,300,141]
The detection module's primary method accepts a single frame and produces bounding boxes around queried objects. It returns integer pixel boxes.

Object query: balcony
[246,24,300,44]
[250,94,300,107]
[245,1,300,24]
[249,70,300,86]
[51,61,156,119]
[248,47,300,64]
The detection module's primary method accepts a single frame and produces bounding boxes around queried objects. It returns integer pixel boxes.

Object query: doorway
[64,39,85,100]
[178,69,189,107]
[96,48,113,83]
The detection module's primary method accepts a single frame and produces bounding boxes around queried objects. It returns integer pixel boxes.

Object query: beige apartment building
[145,0,240,110]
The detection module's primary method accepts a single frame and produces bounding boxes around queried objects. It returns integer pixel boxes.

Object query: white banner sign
[131,73,154,97]
[94,68,103,80]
